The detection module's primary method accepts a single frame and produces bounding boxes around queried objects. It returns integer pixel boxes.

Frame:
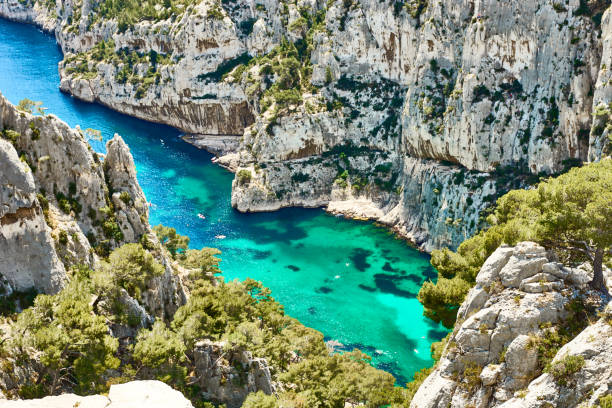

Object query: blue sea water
[0,18,448,383]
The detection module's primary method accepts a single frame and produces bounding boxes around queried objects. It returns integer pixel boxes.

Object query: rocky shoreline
[0,0,609,251]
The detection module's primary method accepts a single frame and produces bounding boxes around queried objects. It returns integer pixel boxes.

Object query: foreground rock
[411,242,612,408]
[0,380,194,408]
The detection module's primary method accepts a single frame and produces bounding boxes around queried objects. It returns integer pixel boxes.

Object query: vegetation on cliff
[419,159,612,328]
[0,222,420,407]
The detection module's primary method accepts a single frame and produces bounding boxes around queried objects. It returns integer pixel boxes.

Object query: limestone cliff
[0,94,275,407]
[0,137,65,294]
[0,0,610,250]
[410,242,612,408]
[0,92,184,315]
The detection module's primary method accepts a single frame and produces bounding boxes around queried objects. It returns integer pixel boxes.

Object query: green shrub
[101,243,164,300]
[278,351,405,407]
[207,3,224,19]
[405,0,427,19]
[153,224,189,258]
[420,160,612,327]
[1,129,20,144]
[119,191,132,204]
[237,169,252,185]
[17,98,36,113]
[102,219,123,242]
[134,321,187,384]
[58,230,68,246]
[546,355,584,386]
[242,391,277,408]
[472,85,491,103]
[291,172,310,183]
[55,192,72,214]
[8,277,119,394]
[29,122,40,140]
[598,395,612,408]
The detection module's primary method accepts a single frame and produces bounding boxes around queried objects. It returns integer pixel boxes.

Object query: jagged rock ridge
[0,94,274,407]
[410,241,612,408]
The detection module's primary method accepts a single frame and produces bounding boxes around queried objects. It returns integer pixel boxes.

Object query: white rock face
[107,381,194,408]
[0,381,194,408]
[0,0,609,251]
[192,340,275,408]
[0,93,185,320]
[410,242,612,408]
[0,138,65,294]
[499,304,612,408]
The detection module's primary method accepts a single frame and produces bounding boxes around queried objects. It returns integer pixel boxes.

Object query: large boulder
[410,242,610,408]
[0,380,194,408]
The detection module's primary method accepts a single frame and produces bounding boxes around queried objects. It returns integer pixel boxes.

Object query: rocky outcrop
[191,340,275,408]
[0,93,185,319]
[0,380,195,408]
[499,305,612,408]
[410,242,611,408]
[0,95,272,407]
[0,138,65,294]
[1,0,610,250]
[230,153,496,251]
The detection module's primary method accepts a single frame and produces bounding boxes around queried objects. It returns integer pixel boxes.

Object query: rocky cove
[7,0,612,252]
[0,0,611,406]
[0,17,447,385]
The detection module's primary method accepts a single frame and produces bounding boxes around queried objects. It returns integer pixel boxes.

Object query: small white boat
[197,213,206,220]
[215,234,226,239]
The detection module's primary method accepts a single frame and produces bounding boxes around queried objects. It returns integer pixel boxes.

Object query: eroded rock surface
[0,380,194,408]
[0,93,184,319]
[410,242,612,408]
[192,339,275,408]
[0,138,65,294]
[1,0,610,249]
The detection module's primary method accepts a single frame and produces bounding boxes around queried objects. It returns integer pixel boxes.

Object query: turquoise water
[0,18,447,383]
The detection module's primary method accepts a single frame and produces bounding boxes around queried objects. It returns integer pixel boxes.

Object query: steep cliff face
[0,92,184,318]
[1,0,610,250]
[0,138,65,294]
[0,95,277,407]
[410,242,612,408]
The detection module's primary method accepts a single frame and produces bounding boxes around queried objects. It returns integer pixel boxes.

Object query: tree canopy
[153,224,189,258]
[6,277,119,397]
[419,159,612,328]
